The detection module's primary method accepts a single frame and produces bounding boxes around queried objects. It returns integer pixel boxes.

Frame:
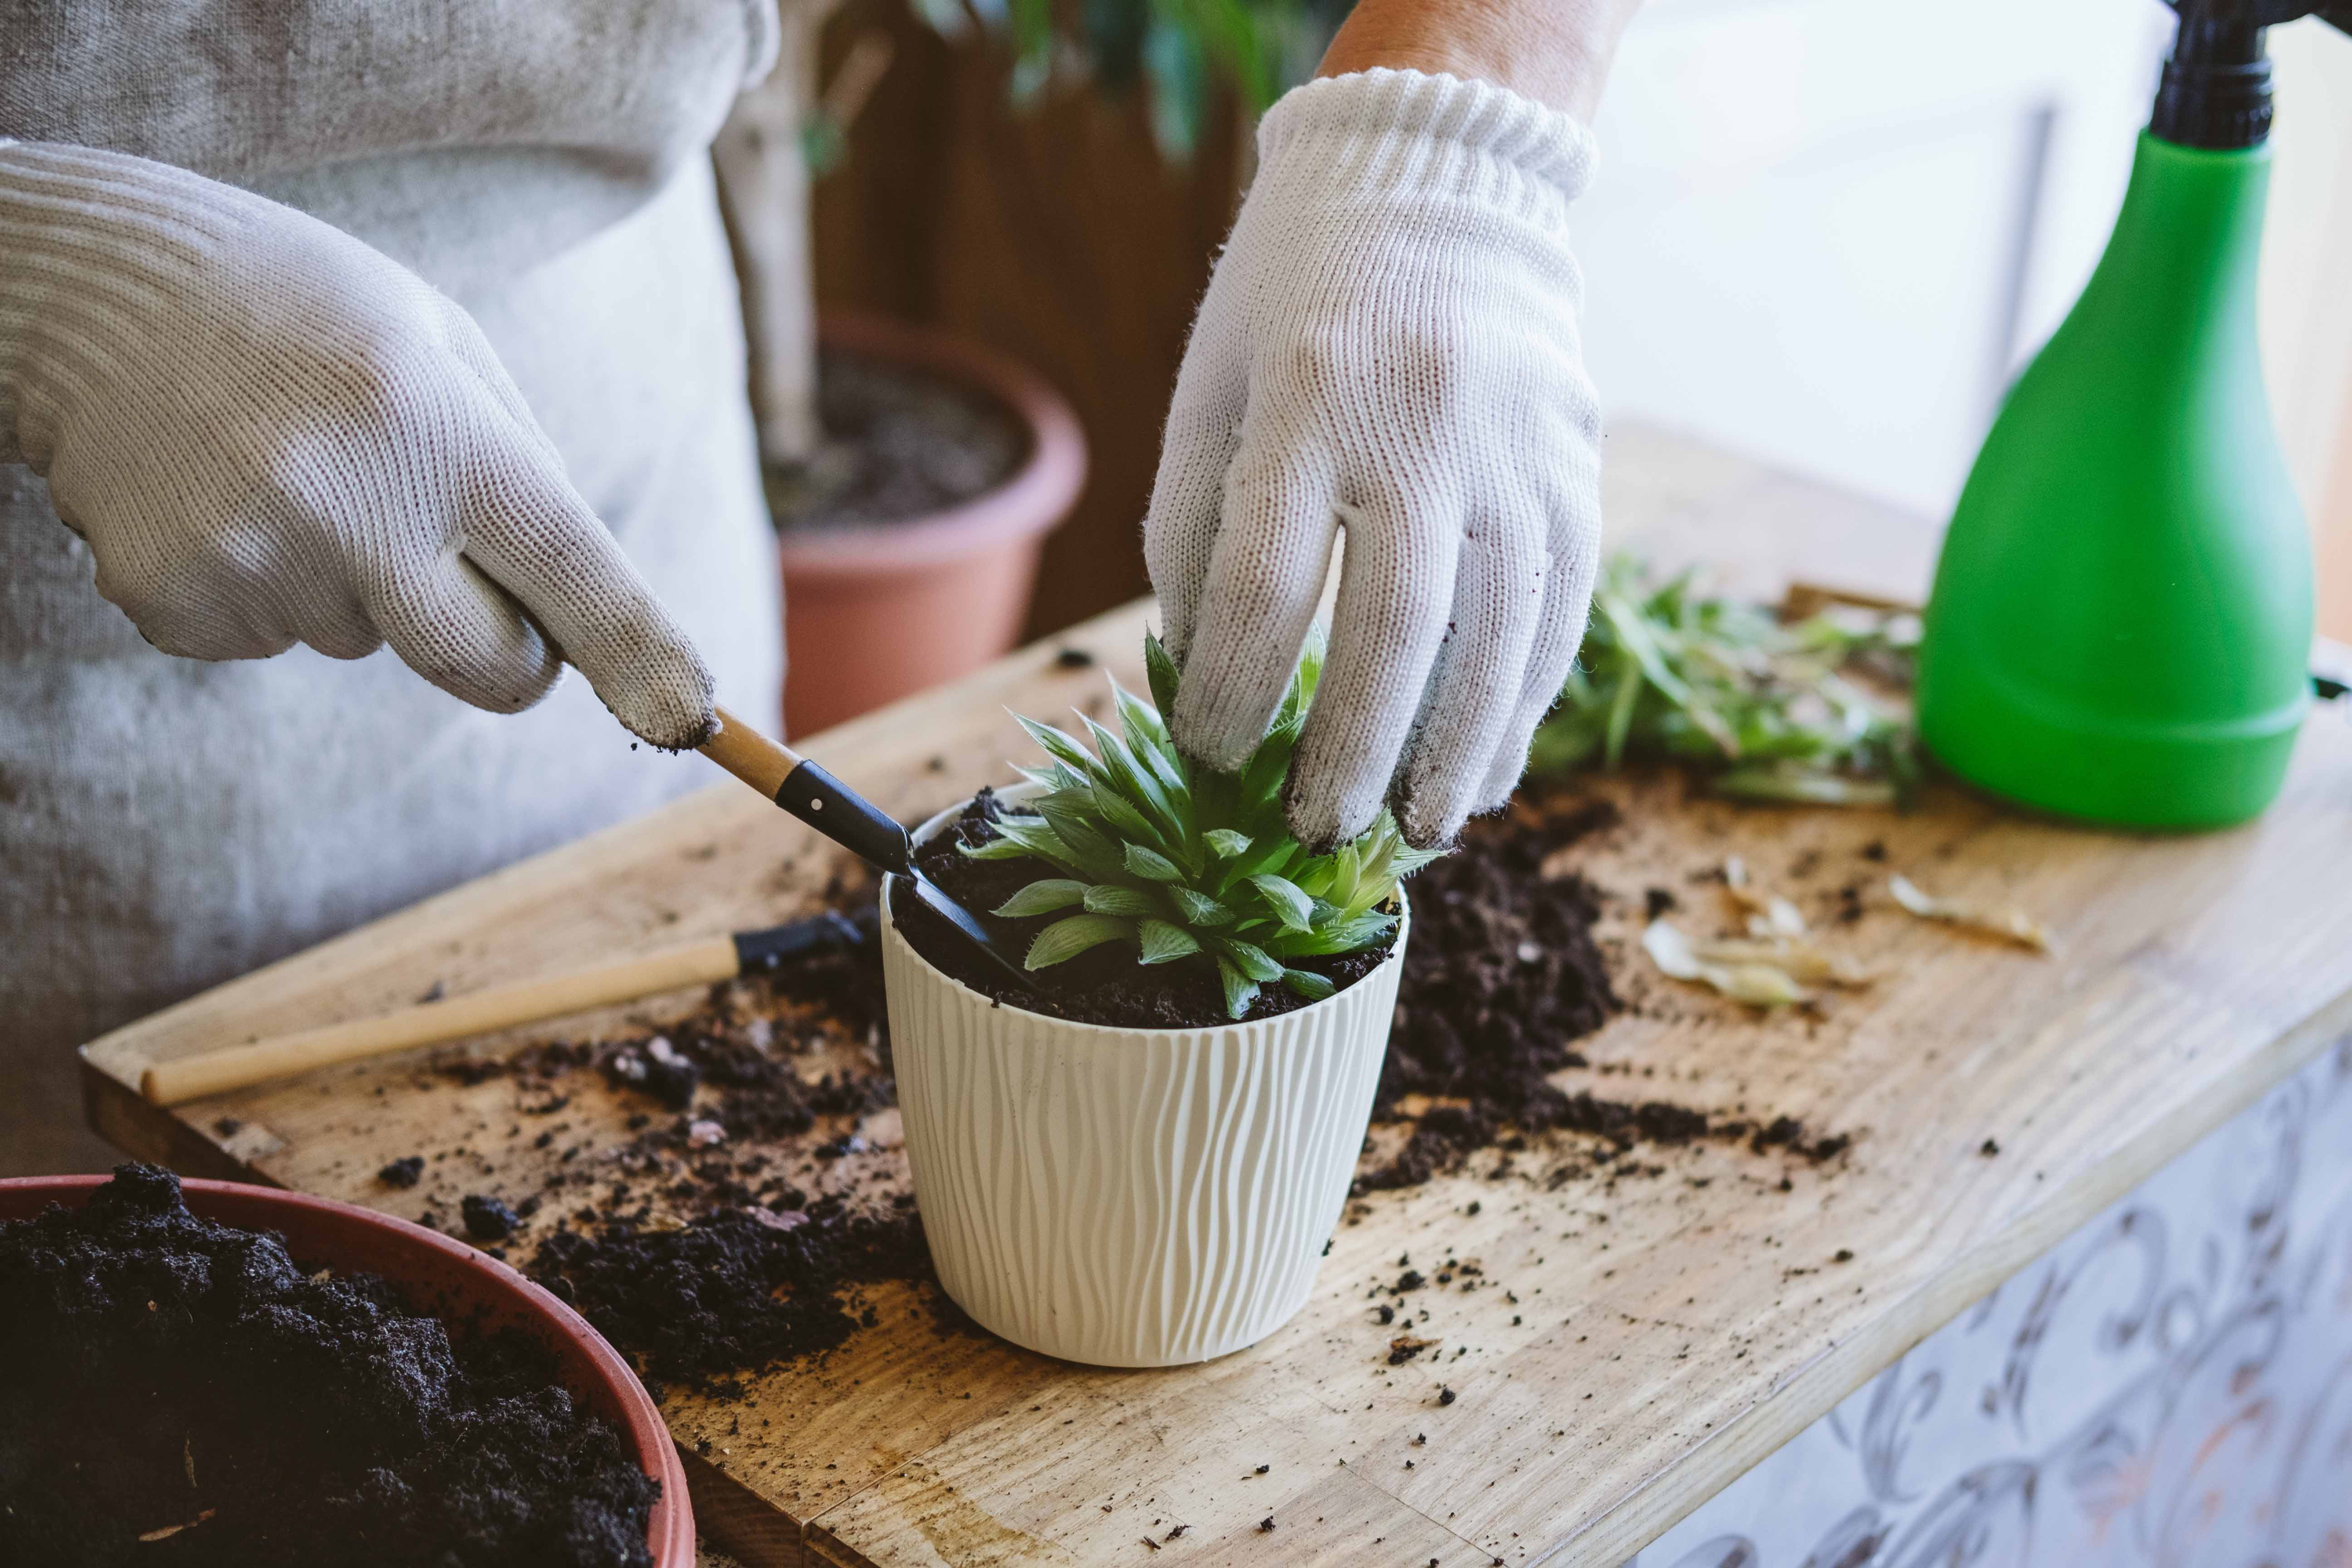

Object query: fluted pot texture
[882,789,1407,1367]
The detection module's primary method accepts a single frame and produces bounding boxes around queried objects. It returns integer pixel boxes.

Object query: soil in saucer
[0,1164,658,1568]
[765,348,1026,534]
[892,787,1397,1029]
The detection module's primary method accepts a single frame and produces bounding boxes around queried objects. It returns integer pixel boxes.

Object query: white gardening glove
[0,142,716,750]
[1145,69,1604,850]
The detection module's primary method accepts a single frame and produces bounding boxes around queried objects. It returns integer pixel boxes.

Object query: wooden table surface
[81,426,2352,1568]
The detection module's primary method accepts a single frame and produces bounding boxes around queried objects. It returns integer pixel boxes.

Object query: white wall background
[2260,17,2352,536]
[1577,0,2352,564]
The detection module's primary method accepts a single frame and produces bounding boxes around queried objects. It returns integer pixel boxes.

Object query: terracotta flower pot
[0,1176,692,1567]
[880,788,1411,1367]
[778,314,1087,738]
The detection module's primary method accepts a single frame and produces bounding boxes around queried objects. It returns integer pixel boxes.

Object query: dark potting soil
[1356,800,1620,1190]
[0,1165,658,1568]
[1358,794,1850,1190]
[449,791,1844,1396]
[765,347,1026,534]
[892,788,1396,1029]
[532,1201,935,1403]
[477,906,959,1400]
[463,1193,523,1240]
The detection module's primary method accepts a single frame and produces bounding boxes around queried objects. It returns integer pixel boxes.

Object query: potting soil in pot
[892,787,1396,1029]
[0,1165,659,1568]
[765,348,1025,532]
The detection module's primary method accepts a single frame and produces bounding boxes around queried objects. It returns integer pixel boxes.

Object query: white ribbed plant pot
[882,789,1407,1368]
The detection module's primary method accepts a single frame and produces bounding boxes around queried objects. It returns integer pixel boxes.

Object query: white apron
[0,0,786,1170]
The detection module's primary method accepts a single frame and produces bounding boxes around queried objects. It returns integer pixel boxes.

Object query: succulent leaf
[1124,843,1186,882]
[1216,937,1283,983]
[1144,632,1182,718]
[1083,884,1159,918]
[1081,715,1182,835]
[1216,835,1295,897]
[967,814,1080,873]
[980,633,1438,1017]
[1167,885,1234,926]
[960,834,1044,862]
[1137,918,1201,965]
[1262,911,1396,958]
[1111,679,1179,768]
[1215,956,1259,1019]
[1017,715,1097,774]
[1026,913,1135,969]
[1280,969,1336,1002]
[1087,777,1167,853]
[994,879,1088,917]
[1390,836,1446,878]
[1247,873,1315,933]
[1033,796,1129,882]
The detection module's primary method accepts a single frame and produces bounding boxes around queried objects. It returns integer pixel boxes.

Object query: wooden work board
[80,426,2352,1568]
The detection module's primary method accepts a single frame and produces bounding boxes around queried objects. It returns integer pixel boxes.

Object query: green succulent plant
[965,631,1435,1019]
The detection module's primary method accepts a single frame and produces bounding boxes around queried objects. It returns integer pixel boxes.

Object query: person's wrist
[1315,0,1639,123]
[1256,69,1598,210]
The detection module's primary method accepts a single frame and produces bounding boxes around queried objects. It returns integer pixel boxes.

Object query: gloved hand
[0,141,716,750]
[1144,69,1604,850]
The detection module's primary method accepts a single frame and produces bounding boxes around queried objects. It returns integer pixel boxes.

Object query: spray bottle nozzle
[2154,0,2352,149]
[2181,0,2351,25]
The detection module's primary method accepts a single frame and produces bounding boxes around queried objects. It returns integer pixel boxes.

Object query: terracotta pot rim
[0,1174,691,1567]
[880,783,1410,1039]
[776,311,1088,576]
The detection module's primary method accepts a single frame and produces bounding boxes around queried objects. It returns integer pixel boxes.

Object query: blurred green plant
[1528,556,1924,806]
[909,0,1352,160]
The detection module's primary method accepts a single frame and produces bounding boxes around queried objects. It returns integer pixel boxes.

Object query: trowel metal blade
[908,872,1038,990]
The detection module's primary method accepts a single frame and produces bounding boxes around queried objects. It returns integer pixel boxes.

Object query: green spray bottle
[1916,0,2347,829]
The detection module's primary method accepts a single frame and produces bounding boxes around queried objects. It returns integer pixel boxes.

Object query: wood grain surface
[78,426,2352,1568]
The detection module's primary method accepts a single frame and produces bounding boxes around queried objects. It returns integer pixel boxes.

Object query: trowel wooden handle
[701,706,912,875]
[702,705,805,797]
[139,937,740,1107]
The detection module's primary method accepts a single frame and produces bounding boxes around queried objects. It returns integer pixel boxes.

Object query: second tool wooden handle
[139,936,741,1107]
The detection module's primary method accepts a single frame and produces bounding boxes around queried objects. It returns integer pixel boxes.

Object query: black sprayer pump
[2151,0,2352,149]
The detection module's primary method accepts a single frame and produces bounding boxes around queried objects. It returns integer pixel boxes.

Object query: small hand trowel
[699,706,1034,988]
[139,709,1029,1107]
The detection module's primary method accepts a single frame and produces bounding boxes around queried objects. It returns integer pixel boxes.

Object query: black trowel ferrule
[730,911,862,973]
[774,760,914,876]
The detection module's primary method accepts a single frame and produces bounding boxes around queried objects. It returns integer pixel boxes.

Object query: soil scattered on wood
[893,788,1394,1029]
[0,1165,658,1567]
[534,1203,935,1402]
[361,900,956,1401]
[1362,801,1620,1190]
[481,905,964,1400]
[1357,794,1851,1190]
[462,1193,522,1240]
[399,789,1849,1396]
